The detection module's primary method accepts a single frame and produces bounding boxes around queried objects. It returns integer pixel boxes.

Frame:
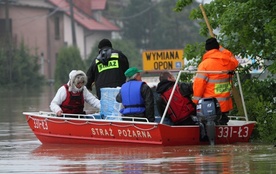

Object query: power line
[105,1,162,20]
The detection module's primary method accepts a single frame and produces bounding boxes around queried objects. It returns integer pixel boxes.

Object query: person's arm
[156,94,166,117]
[83,86,101,109]
[141,83,155,122]
[86,60,96,91]
[193,63,208,104]
[116,90,122,103]
[49,86,66,116]
[179,82,193,97]
[119,51,129,72]
[220,46,239,69]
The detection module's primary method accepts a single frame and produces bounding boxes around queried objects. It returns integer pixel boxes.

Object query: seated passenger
[156,71,196,125]
[50,70,100,116]
[116,67,155,122]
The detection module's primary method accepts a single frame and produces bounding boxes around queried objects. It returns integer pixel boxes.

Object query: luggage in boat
[100,87,122,120]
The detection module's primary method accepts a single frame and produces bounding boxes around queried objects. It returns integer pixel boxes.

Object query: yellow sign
[142,49,184,71]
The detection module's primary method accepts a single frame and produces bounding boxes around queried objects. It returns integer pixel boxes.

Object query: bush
[242,78,276,142]
[0,42,44,88]
[54,46,86,88]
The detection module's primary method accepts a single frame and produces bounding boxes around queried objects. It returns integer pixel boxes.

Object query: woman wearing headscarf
[50,70,100,116]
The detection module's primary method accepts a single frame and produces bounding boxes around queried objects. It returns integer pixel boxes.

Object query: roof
[91,0,106,10]
[47,0,119,31]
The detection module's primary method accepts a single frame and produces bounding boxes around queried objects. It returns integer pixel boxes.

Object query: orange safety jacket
[193,46,239,112]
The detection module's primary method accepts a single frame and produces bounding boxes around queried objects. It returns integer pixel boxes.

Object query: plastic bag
[100,87,122,120]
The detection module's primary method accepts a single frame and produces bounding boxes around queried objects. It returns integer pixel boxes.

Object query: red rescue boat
[23,70,256,146]
[23,111,255,146]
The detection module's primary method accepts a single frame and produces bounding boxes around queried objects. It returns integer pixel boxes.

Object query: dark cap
[98,39,112,49]
[205,38,219,51]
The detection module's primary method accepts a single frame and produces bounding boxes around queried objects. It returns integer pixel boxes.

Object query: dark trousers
[215,112,229,125]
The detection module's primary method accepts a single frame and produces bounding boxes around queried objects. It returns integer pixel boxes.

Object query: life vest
[60,84,85,114]
[162,85,195,124]
[120,80,145,115]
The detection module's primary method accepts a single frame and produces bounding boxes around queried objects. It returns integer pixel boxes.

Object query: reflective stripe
[111,53,119,58]
[196,74,230,83]
[193,96,201,100]
[96,52,120,72]
[193,96,230,101]
[216,96,231,101]
[219,47,225,51]
[208,78,230,83]
[97,60,119,72]
[95,53,119,63]
[196,73,209,81]
[214,82,231,94]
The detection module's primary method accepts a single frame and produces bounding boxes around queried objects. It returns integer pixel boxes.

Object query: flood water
[0,86,276,173]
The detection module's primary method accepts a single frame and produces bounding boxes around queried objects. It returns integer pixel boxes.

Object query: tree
[175,0,276,74]
[121,0,204,51]
[122,0,160,50]
[54,46,85,88]
[0,41,44,88]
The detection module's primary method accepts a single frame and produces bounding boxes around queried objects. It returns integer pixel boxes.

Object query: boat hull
[24,112,256,146]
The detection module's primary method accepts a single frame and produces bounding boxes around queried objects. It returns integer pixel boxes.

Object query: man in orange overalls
[193,38,239,125]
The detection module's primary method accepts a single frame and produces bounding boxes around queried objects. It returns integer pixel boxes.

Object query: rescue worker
[50,70,100,116]
[86,39,129,99]
[116,67,155,122]
[193,38,239,125]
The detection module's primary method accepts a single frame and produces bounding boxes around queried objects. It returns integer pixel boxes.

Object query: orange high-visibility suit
[193,46,239,112]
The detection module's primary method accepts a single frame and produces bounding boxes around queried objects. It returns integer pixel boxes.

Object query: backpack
[96,48,112,65]
[161,85,195,124]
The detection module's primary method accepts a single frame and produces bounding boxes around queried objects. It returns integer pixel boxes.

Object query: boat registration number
[217,126,249,138]
[33,119,48,130]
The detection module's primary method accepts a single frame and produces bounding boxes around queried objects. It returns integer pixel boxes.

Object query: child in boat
[116,67,155,122]
[50,70,100,116]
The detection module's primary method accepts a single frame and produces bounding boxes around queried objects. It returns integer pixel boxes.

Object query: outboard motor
[196,97,221,145]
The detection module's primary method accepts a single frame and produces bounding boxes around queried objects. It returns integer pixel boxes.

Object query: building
[0,0,119,81]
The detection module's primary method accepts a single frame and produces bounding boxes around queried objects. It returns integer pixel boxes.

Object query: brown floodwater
[0,86,275,173]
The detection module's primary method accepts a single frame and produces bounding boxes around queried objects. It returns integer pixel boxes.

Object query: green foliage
[176,0,276,74]
[183,42,205,66]
[0,41,44,88]
[242,78,276,142]
[54,46,85,87]
[175,0,276,142]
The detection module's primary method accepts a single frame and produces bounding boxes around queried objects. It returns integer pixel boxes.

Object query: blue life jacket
[120,80,145,115]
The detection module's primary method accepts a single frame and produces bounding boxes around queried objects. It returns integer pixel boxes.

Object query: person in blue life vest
[86,39,129,99]
[116,67,155,122]
[50,70,100,116]
[156,71,196,125]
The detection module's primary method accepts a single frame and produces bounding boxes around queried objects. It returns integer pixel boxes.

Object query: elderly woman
[50,70,100,116]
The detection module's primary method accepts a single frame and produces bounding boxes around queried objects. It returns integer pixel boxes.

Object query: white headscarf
[68,70,87,92]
